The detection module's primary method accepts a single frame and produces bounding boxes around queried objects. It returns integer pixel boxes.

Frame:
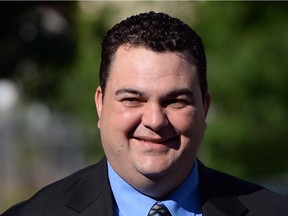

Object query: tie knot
[148,203,172,216]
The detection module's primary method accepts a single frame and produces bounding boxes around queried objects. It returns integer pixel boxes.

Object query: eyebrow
[115,88,145,97]
[115,88,193,98]
[166,88,194,98]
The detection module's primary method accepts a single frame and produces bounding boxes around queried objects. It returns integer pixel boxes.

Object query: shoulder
[198,161,264,194]
[2,158,108,216]
[198,160,288,214]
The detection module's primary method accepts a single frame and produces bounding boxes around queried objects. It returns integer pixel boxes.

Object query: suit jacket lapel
[65,157,114,216]
[197,160,248,216]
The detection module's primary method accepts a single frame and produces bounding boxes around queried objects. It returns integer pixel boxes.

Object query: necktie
[148,203,172,216]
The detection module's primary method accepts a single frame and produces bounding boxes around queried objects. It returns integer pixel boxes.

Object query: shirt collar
[108,160,201,216]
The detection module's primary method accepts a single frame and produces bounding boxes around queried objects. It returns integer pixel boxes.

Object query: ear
[95,86,103,129]
[203,91,211,118]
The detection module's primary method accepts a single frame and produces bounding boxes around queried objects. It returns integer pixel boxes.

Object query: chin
[137,164,172,178]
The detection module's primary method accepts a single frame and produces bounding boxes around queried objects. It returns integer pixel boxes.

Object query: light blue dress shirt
[108,160,202,216]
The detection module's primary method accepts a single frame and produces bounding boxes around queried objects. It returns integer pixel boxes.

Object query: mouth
[135,137,164,144]
[133,136,178,146]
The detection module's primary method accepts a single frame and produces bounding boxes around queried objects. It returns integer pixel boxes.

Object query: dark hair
[99,11,207,100]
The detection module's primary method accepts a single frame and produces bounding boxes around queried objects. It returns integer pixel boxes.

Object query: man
[3,11,288,216]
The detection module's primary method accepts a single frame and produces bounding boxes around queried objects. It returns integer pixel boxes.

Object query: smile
[136,137,164,144]
[134,136,177,145]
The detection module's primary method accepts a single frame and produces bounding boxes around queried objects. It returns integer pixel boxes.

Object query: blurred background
[1,1,288,212]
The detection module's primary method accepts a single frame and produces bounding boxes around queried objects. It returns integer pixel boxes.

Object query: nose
[142,103,168,130]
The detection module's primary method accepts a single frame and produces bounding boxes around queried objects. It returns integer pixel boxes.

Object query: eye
[121,97,143,107]
[164,99,190,109]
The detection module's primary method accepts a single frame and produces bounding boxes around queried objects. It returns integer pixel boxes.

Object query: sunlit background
[1,2,288,212]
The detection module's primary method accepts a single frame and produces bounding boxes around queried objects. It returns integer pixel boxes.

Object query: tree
[195,2,288,179]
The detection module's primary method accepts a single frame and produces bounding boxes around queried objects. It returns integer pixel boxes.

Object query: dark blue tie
[148,203,172,216]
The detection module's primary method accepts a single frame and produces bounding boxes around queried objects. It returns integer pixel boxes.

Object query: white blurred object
[0,79,19,113]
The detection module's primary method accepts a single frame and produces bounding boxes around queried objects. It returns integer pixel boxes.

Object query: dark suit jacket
[2,157,288,216]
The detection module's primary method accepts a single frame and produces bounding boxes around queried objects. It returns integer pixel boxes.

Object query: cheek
[169,110,193,130]
[111,104,143,133]
[169,110,206,136]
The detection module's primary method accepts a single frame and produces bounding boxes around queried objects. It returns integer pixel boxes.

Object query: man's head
[99,11,207,101]
[95,11,210,199]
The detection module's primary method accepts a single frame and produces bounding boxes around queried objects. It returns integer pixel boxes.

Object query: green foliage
[53,6,116,160]
[195,2,288,178]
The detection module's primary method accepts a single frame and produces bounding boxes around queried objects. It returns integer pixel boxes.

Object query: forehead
[110,45,197,79]
[104,46,200,97]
